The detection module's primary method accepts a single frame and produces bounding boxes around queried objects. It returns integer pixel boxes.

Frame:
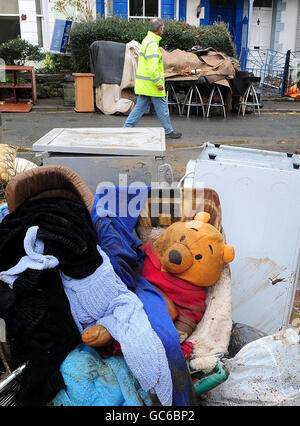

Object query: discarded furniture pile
[0,139,299,407]
[88,42,261,118]
[0,146,234,406]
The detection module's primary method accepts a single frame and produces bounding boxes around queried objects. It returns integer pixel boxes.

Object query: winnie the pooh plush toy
[140,212,235,343]
[82,211,234,348]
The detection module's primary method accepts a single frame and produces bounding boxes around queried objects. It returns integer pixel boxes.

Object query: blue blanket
[91,186,193,406]
[53,344,153,406]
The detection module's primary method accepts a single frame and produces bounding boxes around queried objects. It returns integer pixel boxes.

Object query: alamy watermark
[95,174,205,220]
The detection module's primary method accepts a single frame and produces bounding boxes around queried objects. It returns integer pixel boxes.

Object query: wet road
[2,109,300,179]
[2,109,300,151]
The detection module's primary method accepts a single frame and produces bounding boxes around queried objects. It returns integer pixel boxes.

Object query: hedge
[69,18,236,73]
[0,38,45,65]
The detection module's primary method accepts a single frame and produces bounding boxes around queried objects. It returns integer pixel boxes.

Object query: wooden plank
[0,103,32,112]
[32,128,166,156]
[0,65,34,72]
[0,84,32,89]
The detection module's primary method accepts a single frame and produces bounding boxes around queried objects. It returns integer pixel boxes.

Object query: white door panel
[250,6,273,49]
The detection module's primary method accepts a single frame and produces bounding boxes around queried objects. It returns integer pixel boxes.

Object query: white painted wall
[19,0,38,45]
[279,0,299,52]
[186,0,201,26]
[18,0,62,51]
[295,0,300,56]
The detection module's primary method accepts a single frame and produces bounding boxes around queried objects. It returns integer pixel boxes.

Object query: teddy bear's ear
[194,212,211,223]
[223,245,235,263]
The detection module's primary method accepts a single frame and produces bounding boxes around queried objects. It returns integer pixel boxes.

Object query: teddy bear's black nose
[169,250,182,265]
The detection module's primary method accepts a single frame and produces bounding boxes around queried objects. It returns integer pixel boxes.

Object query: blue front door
[209,0,236,39]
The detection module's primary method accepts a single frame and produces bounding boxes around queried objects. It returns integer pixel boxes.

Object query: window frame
[0,0,20,26]
[35,0,44,48]
[174,0,179,21]
[128,0,161,20]
[105,0,113,18]
[0,13,21,43]
[253,0,273,8]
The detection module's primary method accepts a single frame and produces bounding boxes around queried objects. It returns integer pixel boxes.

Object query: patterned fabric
[137,188,222,238]
[0,182,6,203]
[0,145,17,184]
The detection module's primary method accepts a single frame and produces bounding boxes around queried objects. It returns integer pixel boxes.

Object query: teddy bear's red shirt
[141,240,206,329]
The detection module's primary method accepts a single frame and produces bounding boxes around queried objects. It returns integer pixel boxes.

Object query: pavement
[32,96,300,113]
[2,95,300,182]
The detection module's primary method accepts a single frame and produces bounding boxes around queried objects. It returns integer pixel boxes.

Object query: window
[37,16,43,47]
[35,0,44,47]
[129,0,159,19]
[211,0,236,5]
[0,0,20,43]
[0,16,20,43]
[253,0,272,7]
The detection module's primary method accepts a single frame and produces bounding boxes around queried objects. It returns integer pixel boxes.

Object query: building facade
[0,0,299,58]
[0,0,56,50]
[96,0,300,57]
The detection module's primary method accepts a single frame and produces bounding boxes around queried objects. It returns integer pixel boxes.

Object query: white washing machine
[183,142,300,334]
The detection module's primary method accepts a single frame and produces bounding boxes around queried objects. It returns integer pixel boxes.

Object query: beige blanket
[95,40,140,115]
[162,47,237,88]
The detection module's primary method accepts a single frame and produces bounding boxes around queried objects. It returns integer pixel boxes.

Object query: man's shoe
[166,131,182,139]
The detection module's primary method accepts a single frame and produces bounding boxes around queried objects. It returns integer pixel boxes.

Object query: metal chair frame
[238,82,261,116]
[166,82,182,116]
[206,84,226,118]
[182,84,206,118]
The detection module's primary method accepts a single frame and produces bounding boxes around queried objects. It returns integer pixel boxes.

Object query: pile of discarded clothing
[0,166,197,406]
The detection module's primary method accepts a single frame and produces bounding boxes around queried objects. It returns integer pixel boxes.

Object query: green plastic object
[191,360,229,396]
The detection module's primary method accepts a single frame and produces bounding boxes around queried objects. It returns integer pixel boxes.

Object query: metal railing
[241,48,300,98]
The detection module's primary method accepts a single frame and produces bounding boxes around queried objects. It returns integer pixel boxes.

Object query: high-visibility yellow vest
[134,31,166,98]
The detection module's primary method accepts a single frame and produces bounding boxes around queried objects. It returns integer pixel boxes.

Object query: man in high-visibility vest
[123,18,182,139]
